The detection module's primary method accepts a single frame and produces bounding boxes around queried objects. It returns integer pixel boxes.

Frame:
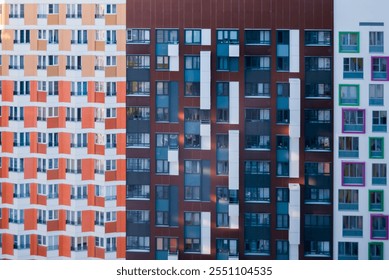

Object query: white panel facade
[200,51,211,110]
[229,82,239,124]
[289,30,300,73]
[200,212,211,254]
[228,130,239,190]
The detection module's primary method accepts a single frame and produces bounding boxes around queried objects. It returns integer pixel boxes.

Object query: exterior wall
[0,1,126,259]
[334,0,389,260]
[126,0,333,260]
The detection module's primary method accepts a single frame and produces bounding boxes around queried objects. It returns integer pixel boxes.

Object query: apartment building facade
[334,0,389,260]
[0,1,126,259]
[126,0,333,260]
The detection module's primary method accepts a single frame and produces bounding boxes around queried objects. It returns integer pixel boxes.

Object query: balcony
[339,203,358,211]
[339,150,359,158]
[343,176,363,186]
[343,228,363,237]
[372,124,387,132]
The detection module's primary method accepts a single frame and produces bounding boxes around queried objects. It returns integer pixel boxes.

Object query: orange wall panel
[105,66,117,78]
[87,30,96,52]
[47,169,59,180]
[117,55,126,77]
[116,185,126,207]
[0,106,9,127]
[105,221,116,234]
[95,144,105,155]
[30,234,38,256]
[2,234,14,256]
[81,107,95,129]
[87,236,95,258]
[47,14,59,25]
[58,132,70,154]
[24,157,37,179]
[95,247,105,259]
[30,132,38,154]
[2,132,13,153]
[95,92,105,104]
[95,196,105,208]
[37,195,47,206]
[87,184,95,206]
[37,91,47,103]
[59,81,71,102]
[24,106,37,128]
[82,210,94,233]
[29,80,38,102]
[47,117,59,129]
[116,211,126,232]
[87,81,95,103]
[59,56,66,76]
[24,209,37,230]
[30,30,38,51]
[58,158,67,180]
[1,182,13,205]
[95,41,105,51]
[2,80,14,102]
[29,183,38,205]
[59,235,71,258]
[0,4,9,25]
[58,106,66,128]
[117,30,127,52]
[116,237,126,259]
[116,160,126,181]
[47,220,59,232]
[58,4,67,25]
[105,170,116,182]
[105,118,116,130]
[37,245,47,257]
[24,4,37,25]
[87,133,95,155]
[105,14,117,25]
[58,209,67,231]
[116,81,126,103]
[59,184,71,206]
[116,107,126,129]
[116,134,126,156]
[0,208,9,229]
[37,143,47,154]
[117,4,126,25]
[81,159,94,181]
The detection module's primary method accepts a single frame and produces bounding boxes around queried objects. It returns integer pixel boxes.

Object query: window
[185,56,200,69]
[217,30,239,44]
[38,30,47,40]
[339,85,359,106]
[106,30,117,44]
[65,207,82,224]
[343,58,363,79]
[9,158,24,172]
[38,80,47,91]
[342,162,364,186]
[14,30,30,44]
[106,237,116,252]
[94,211,105,226]
[66,4,82,18]
[339,32,359,52]
[95,237,104,248]
[305,83,331,98]
[48,30,59,44]
[71,186,87,200]
[372,164,387,186]
[338,242,358,260]
[106,211,117,222]
[343,216,363,237]
[127,210,150,224]
[127,107,150,120]
[71,30,87,44]
[48,55,58,66]
[9,106,24,121]
[106,56,117,66]
[126,133,150,147]
[370,137,384,159]
[245,56,271,70]
[47,107,58,118]
[126,158,150,172]
[370,190,384,212]
[126,236,150,251]
[371,215,388,240]
[106,82,117,96]
[13,184,30,198]
[184,82,200,96]
[10,4,24,18]
[127,81,150,95]
[9,55,24,69]
[95,55,104,70]
[184,160,201,174]
[14,235,30,250]
[245,213,270,226]
[216,161,228,175]
[370,31,384,53]
[48,210,59,220]
[126,185,150,199]
[369,242,384,260]
[305,57,331,71]
[95,30,105,41]
[48,159,58,170]
[48,4,59,14]
[106,4,116,14]
[106,160,116,171]
[156,159,169,174]
[185,29,201,44]
[245,108,270,121]
[276,214,289,229]
[38,184,47,195]
[9,209,24,224]
[216,57,239,71]
[66,56,82,70]
[339,136,359,158]
[48,81,58,96]
[71,237,87,251]
[373,110,387,131]
[369,84,384,106]
[70,82,87,96]
[13,81,30,95]
[245,30,271,45]
[13,132,30,147]
[127,29,150,44]
[66,159,82,173]
[106,134,117,149]
[127,55,150,69]
[156,134,178,149]
[156,56,169,70]
[37,209,46,224]
[156,29,179,44]
[343,109,365,133]
[305,30,331,46]
[372,57,388,80]
[339,189,359,211]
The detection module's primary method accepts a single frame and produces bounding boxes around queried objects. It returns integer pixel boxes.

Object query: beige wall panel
[95,41,105,52]
[116,30,126,52]
[117,4,126,25]
[0,4,9,25]
[87,30,96,51]
[105,66,117,78]
[82,56,95,77]
[30,30,38,51]
[82,4,95,26]
[58,4,66,25]
[1,56,9,76]
[24,4,37,25]
[24,55,37,77]
[116,56,126,78]
[47,14,59,25]
[37,40,47,51]
[58,56,66,76]
[105,15,117,26]
[47,66,59,77]
[59,30,71,51]
[2,30,14,51]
